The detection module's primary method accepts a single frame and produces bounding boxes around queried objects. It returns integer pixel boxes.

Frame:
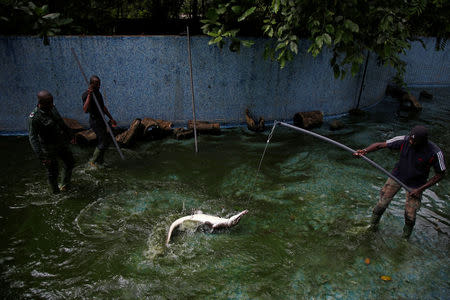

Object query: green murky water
[1,88,449,299]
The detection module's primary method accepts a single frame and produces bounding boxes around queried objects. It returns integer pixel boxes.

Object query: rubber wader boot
[368,212,382,232]
[91,147,105,165]
[49,178,60,194]
[402,218,415,239]
[61,168,72,190]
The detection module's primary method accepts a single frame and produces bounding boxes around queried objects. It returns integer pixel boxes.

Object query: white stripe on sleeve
[386,135,405,145]
[436,151,446,171]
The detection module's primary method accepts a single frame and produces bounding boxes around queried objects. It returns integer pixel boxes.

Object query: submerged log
[245,109,265,132]
[329,120,345,131]
[386,85,407,99]
[188,120,221,135]
[155,119,173,131]
[75,129,96,146]
[419,90,433,101]
[63,118,84,132]
[141,118,173,140]
[173,128,194,140]
[401,93,422,111]
[116,118,143,147]
[386,85,422,112]
[293,111,323,129]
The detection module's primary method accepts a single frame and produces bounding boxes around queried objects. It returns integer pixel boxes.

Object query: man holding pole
[28,90,75,194]
[82,75,117,166]
[354,125,446,239]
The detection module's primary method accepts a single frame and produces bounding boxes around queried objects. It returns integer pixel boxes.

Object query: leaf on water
[364,258,370,265]
[380,275,392,281]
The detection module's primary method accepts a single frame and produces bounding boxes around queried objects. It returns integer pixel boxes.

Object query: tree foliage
[0,1,73,45]
[1,0,448,85]
[1,0,206,37]
[201,0,450,86]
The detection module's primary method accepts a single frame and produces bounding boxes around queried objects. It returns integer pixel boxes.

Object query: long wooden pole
[71,48,125,160]
[187,26,199,153]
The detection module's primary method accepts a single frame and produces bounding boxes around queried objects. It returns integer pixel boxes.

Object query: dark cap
[410,125,428,146]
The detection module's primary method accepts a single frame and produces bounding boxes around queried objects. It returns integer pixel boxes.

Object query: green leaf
[273,0,281,13]
[208,36,223,45]
[277,49,286,60]
[326,24,334,34]
[57,18,72,26]
[238,7,256,22]
[275,42,286,51]
[28,2,37,10]
[213,36,223,43]
[231,6,242,14]
[323,33,332,45]
[315,35,324,48]
[344,20,359,32]
[224,29,239,37]
[216,7,227,15]
[290,41,298,54]
[242,40,255,47]
[42,13,60,20]
[335,30,343,44]
[280,59,286,68]
[264,45,274,60]
[207,31,219,37]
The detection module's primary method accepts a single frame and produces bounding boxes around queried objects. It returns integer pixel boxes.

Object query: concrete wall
[402,40,450,87]
[0,36,448,132]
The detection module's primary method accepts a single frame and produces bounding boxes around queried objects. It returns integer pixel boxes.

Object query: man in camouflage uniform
[28,90,75,194]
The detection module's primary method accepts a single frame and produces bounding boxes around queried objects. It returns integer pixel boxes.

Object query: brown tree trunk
[293,111,323,129]
[116,118,143,147]
[188,120,221,135]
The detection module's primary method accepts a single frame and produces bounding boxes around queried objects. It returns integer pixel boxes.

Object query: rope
[247,121,278,202]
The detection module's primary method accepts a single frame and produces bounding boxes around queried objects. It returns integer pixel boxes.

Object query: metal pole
[71,48,125,160]
[356,51,370,110]
[277,121,412,192]
[187,26,199,153]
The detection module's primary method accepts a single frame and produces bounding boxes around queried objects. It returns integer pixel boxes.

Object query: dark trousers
[45,145,75,193]
[90,117,111,150]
